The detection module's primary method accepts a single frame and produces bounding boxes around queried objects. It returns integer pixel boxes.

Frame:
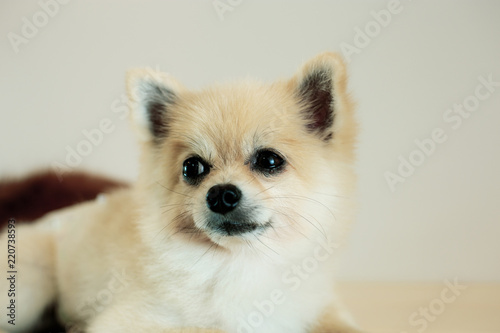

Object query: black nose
[206,184,242,215]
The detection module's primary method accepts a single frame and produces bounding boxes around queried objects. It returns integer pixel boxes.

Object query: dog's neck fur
[140,229,337,332]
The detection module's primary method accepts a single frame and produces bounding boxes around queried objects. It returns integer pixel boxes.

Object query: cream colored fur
[0,52,362,333]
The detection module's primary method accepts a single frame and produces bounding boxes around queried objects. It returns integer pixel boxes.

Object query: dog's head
[127,53,356,252]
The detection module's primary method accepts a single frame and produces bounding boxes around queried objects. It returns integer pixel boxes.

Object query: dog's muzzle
[205,184,263,236]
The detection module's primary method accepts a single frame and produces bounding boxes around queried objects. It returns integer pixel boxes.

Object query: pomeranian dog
[0,52,361,333]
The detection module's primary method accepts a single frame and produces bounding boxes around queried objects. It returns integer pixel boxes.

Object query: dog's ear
[290,52,350,142]
[126,69,185,143]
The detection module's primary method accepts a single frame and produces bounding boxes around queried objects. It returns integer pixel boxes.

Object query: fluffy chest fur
[143,239,336,333]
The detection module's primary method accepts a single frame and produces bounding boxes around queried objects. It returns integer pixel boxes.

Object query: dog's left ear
[290,52,350,142]
[126,68,185,143]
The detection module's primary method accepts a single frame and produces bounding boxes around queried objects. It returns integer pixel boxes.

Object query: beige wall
[1,0,499,281]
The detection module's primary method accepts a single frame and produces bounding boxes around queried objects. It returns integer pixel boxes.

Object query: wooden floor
[337,282,500,333]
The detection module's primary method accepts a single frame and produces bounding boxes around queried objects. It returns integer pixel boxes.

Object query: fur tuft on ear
[126,69,185,143]
[292,52,348,141]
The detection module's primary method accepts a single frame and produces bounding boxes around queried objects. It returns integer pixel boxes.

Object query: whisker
[312,191,351,199]
[264,195,337,222]
[255,184,277,197]
[157,210,191,241]
[160,202,189,209]
[156,181,192,199]
[267,208,311,241]
[289,209,327,239]
[244,239,259,257]
[192,242,217,266]
[252,234,278,257]
[161,203,190,216]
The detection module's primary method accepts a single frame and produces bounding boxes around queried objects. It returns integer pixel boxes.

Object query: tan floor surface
[337,282,500,333]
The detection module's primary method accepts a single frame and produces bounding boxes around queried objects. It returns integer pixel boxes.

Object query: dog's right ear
[126,69,185,143]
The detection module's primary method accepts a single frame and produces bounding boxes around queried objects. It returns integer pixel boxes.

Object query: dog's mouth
[213,220,258,236]
[206,217,270,236]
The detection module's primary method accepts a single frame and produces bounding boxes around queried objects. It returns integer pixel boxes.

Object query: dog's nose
[206,184,241,215]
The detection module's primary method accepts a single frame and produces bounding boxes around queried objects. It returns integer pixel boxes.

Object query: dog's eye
[183,157,210,184]
[252,149,285,175]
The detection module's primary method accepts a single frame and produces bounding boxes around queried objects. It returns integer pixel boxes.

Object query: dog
[0,52,361,333]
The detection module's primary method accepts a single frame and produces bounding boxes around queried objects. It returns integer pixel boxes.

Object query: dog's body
[0,52,361,332]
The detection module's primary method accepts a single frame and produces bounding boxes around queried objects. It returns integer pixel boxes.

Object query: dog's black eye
[252,149,285,175]
[183,157,210,184]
